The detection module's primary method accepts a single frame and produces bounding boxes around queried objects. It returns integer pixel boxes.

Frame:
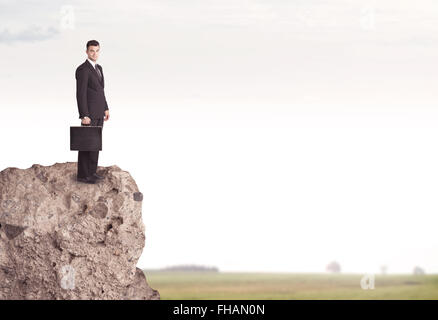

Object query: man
[75,39,110,184]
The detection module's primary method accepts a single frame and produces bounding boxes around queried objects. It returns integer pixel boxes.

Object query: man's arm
[76,67,90,119]
[100,65,109,111]
[104,95,109,111]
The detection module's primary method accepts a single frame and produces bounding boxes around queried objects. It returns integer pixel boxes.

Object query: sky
[1,0,438,274]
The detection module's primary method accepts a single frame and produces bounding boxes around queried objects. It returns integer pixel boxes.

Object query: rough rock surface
[0,162,159,300]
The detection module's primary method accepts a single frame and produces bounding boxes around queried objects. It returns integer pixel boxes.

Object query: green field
[143,271,438,300]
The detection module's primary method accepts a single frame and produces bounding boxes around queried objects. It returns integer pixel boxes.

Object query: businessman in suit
[75,39,110,184]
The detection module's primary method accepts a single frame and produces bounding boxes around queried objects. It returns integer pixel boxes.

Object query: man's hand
[104,110,110,121]
[81,116,91,125]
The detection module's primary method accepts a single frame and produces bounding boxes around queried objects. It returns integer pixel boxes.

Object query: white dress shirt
[87,58,97,69]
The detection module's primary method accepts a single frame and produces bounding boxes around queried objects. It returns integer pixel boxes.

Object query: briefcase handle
[81,123,102,127]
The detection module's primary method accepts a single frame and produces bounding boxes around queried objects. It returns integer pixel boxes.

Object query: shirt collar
[87,58,97,68]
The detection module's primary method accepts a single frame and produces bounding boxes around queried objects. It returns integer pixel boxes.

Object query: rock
[133,192,143,202]
[0,162,159,300]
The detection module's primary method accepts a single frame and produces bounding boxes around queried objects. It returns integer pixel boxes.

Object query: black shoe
[93,173,104,180]
[77,175,97,184]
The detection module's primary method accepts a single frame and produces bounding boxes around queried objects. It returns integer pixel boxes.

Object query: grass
[142,271,438,300]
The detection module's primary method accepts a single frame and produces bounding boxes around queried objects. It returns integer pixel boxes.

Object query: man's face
[86,45,100,61]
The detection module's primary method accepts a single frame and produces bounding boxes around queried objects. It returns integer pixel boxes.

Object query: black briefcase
[70,125,102,151]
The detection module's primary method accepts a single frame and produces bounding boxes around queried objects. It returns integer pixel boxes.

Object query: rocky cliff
[0,162,159,300]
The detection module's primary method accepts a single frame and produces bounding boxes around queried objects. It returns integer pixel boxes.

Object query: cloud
[0,25,59,44]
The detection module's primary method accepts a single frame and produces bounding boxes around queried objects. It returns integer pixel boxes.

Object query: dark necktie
[95,64,102,80]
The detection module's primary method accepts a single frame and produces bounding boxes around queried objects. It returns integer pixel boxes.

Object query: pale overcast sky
[1,0,438,274]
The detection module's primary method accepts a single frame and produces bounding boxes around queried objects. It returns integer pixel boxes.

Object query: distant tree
[413,266,425,275]
[326,261,341,273]
[161,264,219,272]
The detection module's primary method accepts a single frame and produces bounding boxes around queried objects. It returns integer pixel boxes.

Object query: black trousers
[77,118,104,178]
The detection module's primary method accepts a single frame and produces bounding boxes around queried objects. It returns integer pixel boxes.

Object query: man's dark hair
[86,40,100,49]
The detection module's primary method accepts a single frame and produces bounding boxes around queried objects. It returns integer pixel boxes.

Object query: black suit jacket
[75,59,109,119]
